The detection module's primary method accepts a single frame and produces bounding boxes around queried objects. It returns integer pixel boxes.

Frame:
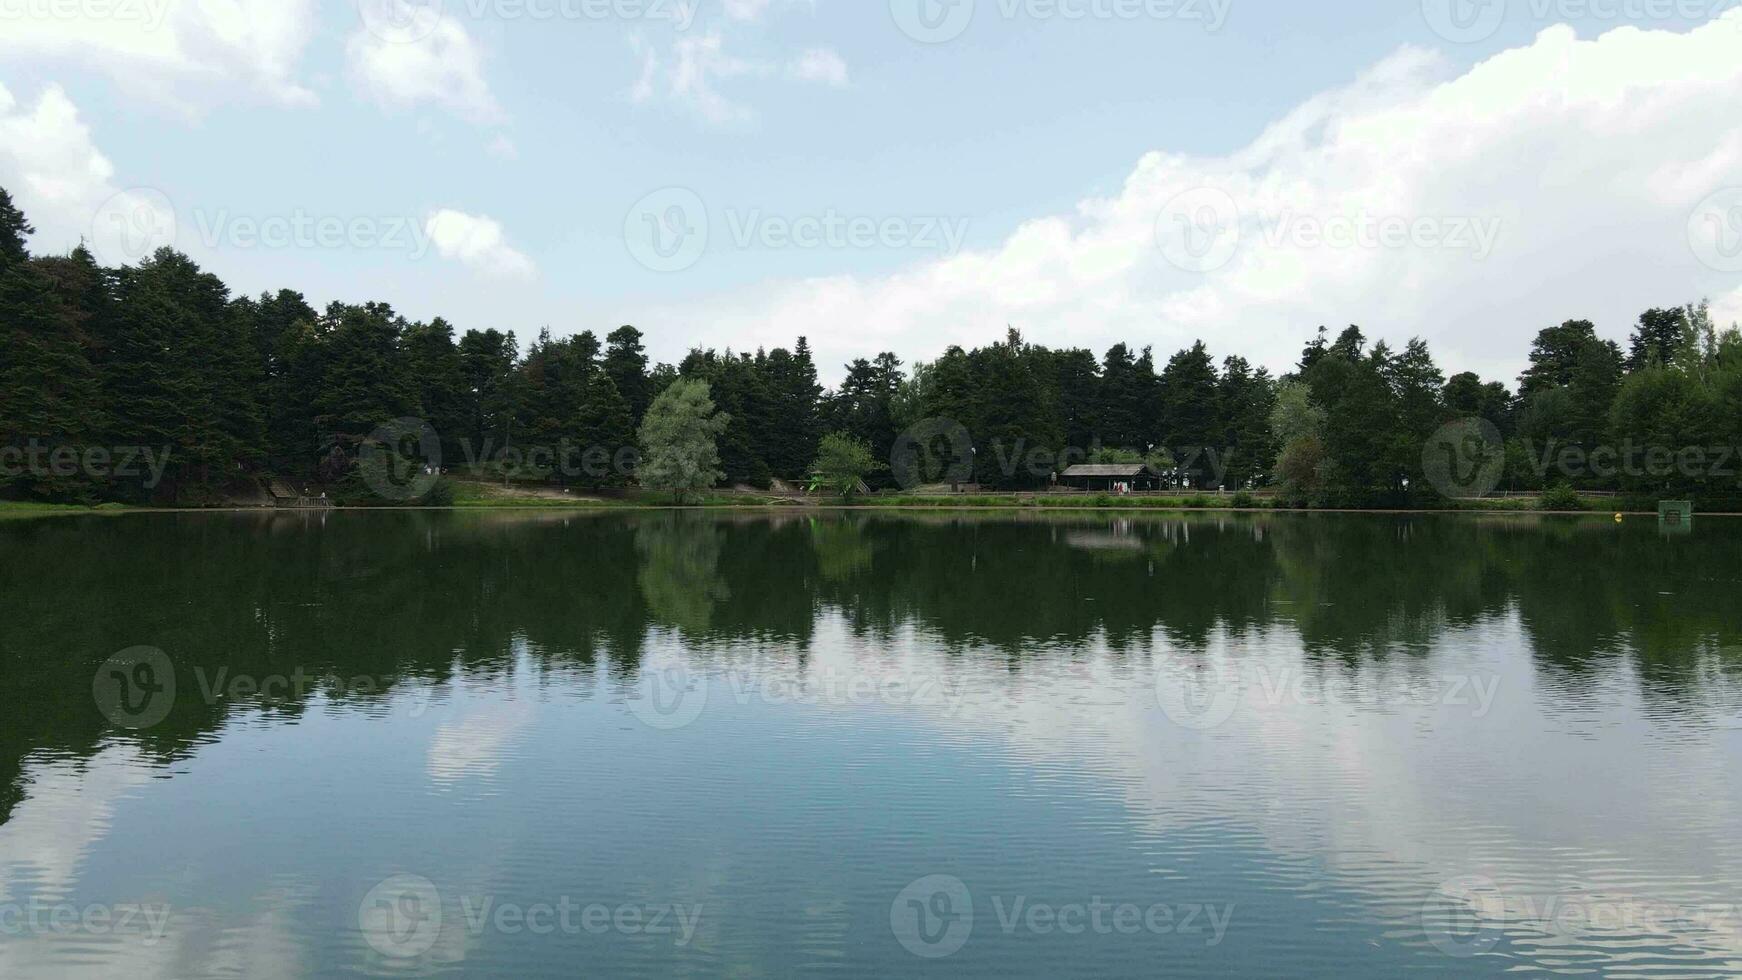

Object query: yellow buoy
[1614,513,1624,523]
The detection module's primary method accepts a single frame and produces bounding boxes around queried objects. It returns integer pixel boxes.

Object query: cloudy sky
[1,0,1739,384]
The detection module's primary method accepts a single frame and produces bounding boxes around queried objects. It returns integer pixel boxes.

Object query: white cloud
[425,208,536,279]
[0,82,177,267]
[347,6,500,123]
[788,47,848,87]
[632,32,847,124]
[724,0,815,21]
[0,0,318,109]
[637,14,1742,385]
[632,31,765,125]
[486,133,520,160]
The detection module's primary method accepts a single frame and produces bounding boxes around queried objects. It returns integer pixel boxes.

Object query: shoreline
[5,501,1737,518]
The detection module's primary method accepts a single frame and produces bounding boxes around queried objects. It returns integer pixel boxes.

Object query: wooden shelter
[1057,463,1162,492]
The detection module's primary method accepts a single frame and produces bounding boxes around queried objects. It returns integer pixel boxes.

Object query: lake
[2,510,1739,977]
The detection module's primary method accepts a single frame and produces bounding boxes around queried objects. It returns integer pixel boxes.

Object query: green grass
[0,500,132,518]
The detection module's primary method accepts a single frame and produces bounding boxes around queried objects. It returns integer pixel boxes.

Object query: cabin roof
[1060,464,1157,478]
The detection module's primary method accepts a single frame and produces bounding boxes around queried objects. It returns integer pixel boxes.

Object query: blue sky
[2,0,1739,382]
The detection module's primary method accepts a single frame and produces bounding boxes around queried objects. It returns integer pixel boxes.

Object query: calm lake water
[2,510,1740,977]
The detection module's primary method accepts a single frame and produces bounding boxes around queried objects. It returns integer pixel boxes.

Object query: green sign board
[1659,500,1693,534]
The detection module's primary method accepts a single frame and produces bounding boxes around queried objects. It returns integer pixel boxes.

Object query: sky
[1,0,1740,385]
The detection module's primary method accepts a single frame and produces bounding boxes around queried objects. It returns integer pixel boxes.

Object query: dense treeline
[2,185,1740,506]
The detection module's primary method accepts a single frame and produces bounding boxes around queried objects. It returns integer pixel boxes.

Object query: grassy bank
[0,489,1695,517]
[0,500,132,518]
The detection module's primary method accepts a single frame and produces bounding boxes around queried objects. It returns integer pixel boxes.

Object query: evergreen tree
[107,249,247,500]
[314,302,422,477]
[1627,307,1690,372]
[1217,356,1276,489]
[763,338,822,480]
[404,317,469,465]
[573,372,635,487]
[459,328,520,460]
[1158,341,1222,460]
[604,325,653,425]
[0,199,105,500]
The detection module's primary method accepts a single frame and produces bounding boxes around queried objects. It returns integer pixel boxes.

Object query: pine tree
[404,317,469,465]
[0,196,106,501]
[604,325,652,425]
[1158,341,1222,458]
[573,372,635,488]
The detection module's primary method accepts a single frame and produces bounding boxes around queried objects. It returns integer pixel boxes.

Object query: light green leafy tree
[637,378,730,503]
[809,432,886,500]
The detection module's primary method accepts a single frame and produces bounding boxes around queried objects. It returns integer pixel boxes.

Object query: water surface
[2,511,1739,977]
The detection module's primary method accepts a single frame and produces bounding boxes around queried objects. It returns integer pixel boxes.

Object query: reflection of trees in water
[810,517,877,582]
[635,514,729,633]
[2,511,1740,827]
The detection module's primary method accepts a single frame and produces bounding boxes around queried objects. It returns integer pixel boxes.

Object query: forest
[3,185,1740,508]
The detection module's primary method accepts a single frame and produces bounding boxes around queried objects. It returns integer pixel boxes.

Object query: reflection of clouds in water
[425,643,544,788]
[862,611,1742,970]
[0,744,153,903]
[0,874,314,978]
[426,699,537,786]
